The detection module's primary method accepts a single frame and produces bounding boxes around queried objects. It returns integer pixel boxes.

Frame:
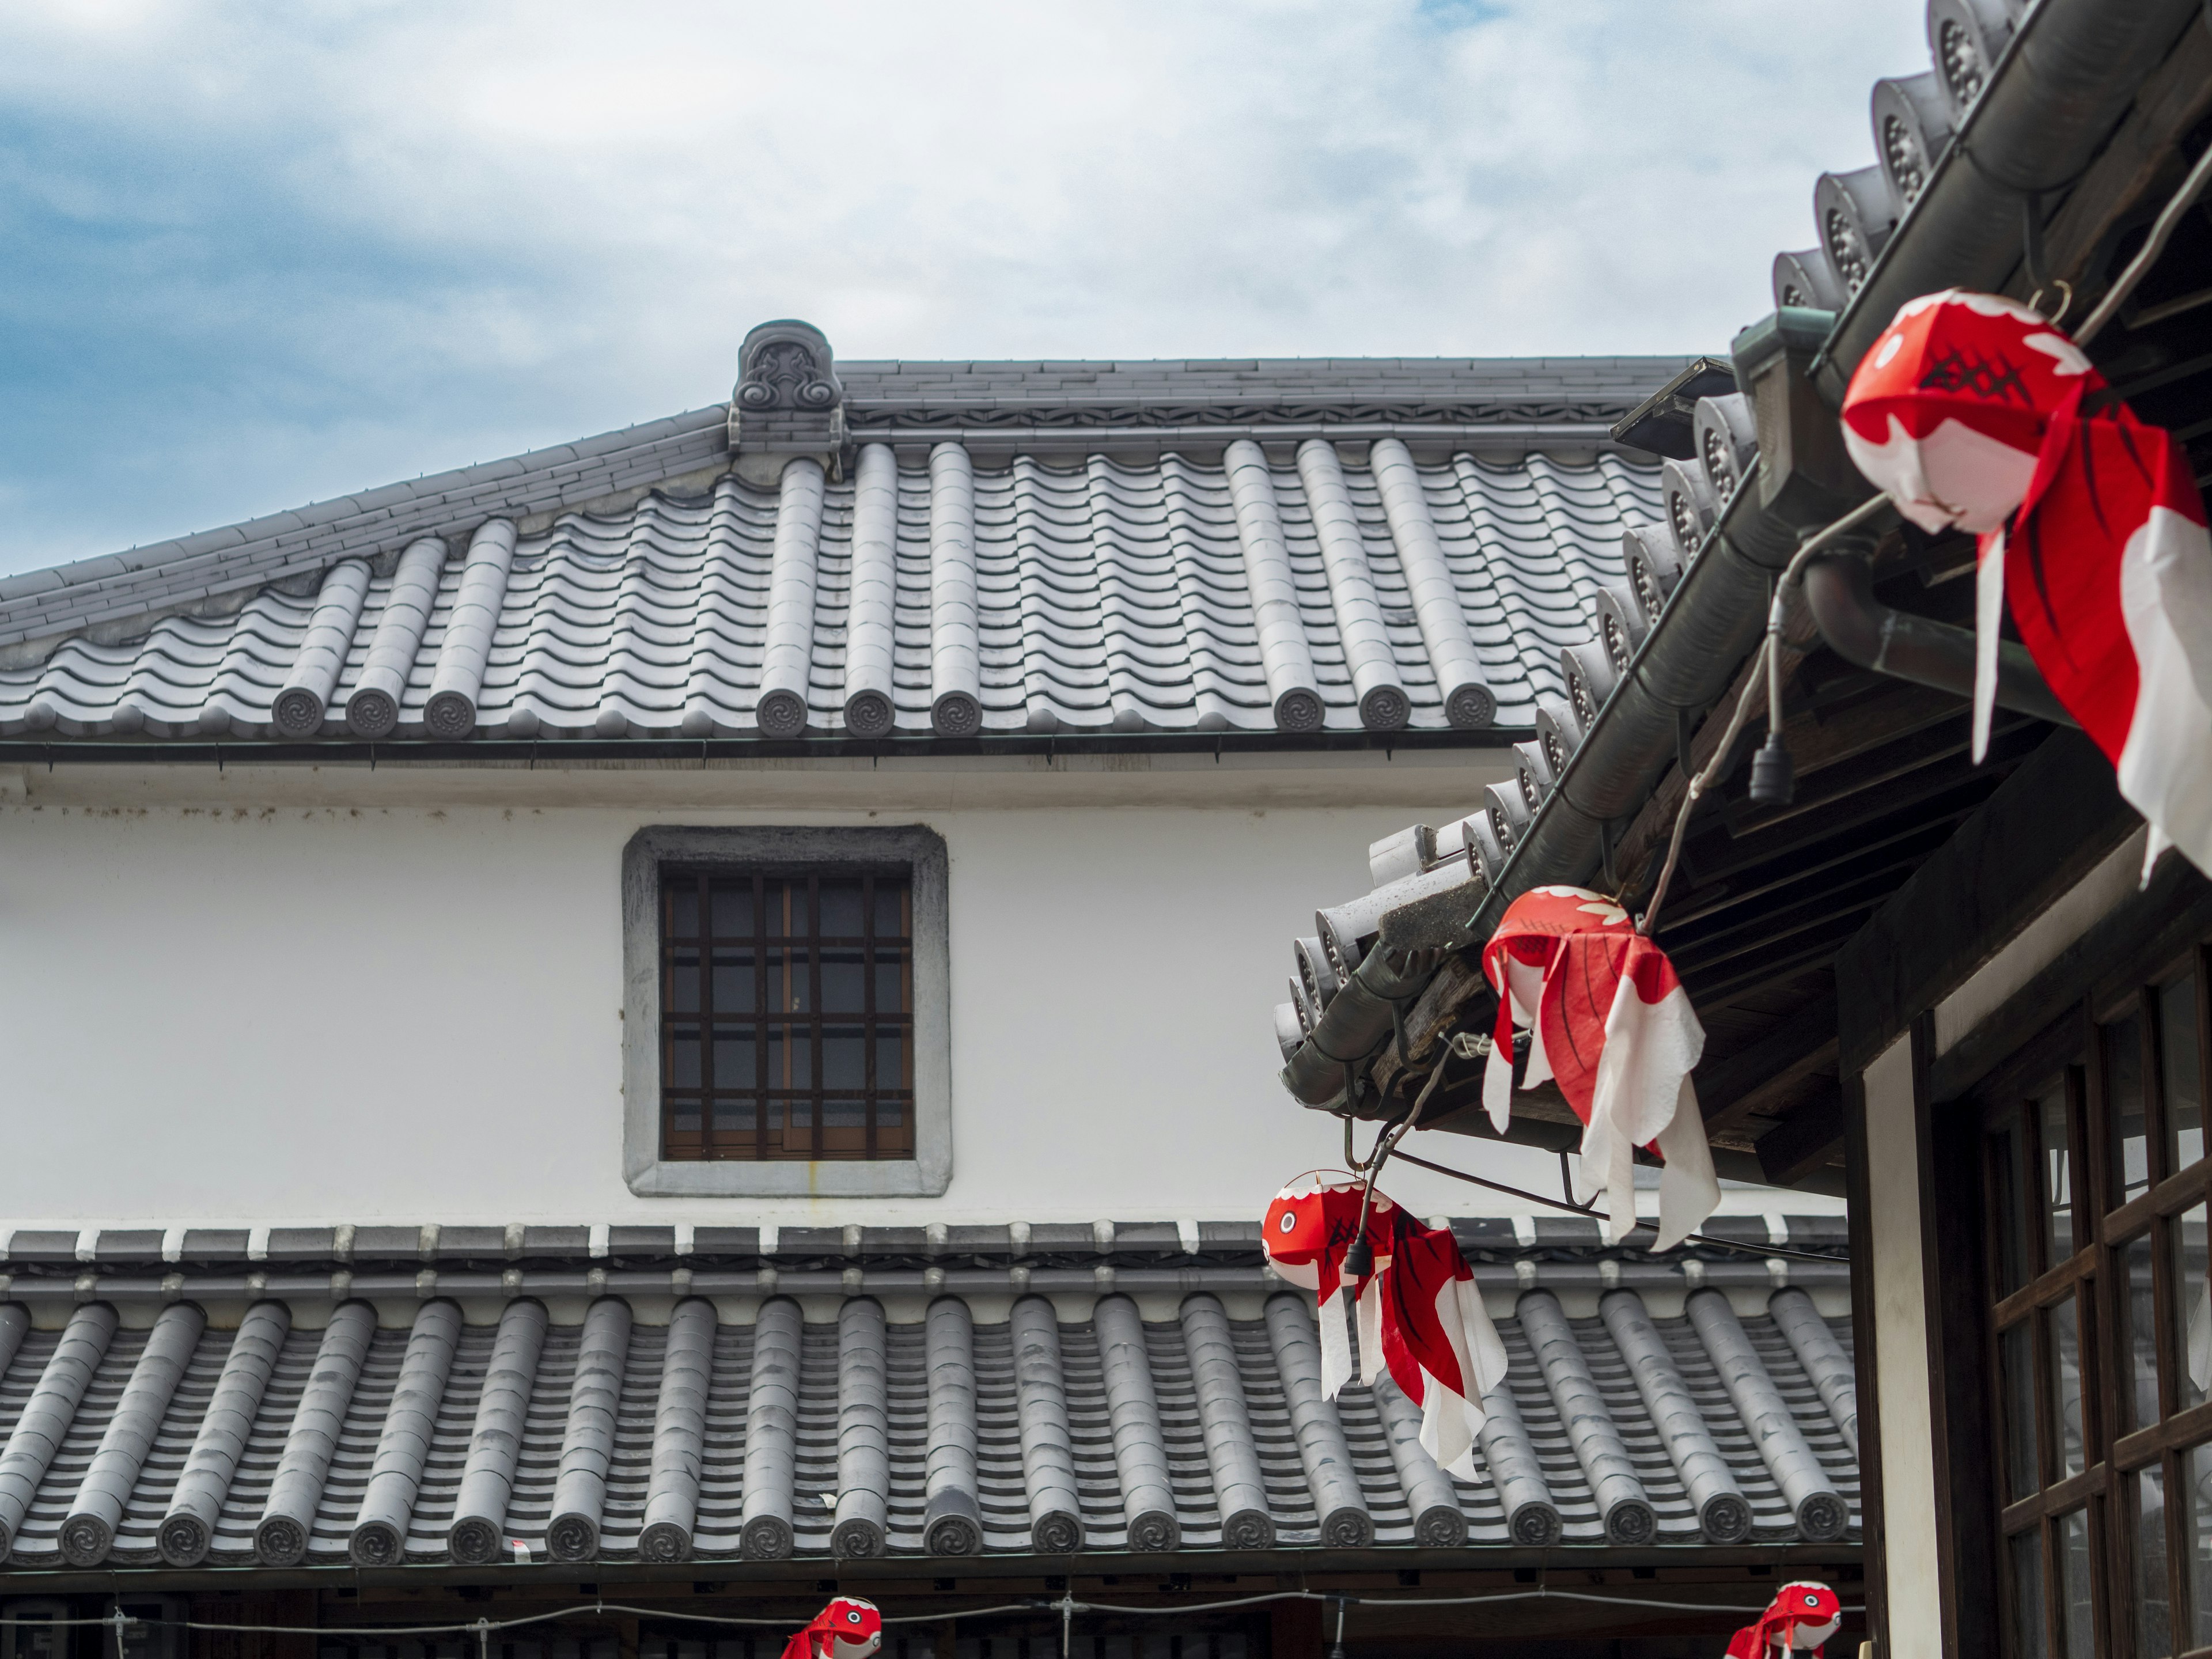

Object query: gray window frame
[622,824,952,1197]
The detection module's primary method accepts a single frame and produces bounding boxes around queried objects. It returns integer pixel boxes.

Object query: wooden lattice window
[658,866,915,1161]
[1986,944,2212,1658]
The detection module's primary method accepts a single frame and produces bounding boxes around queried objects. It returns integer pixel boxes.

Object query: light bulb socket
[1748,734,1796,806]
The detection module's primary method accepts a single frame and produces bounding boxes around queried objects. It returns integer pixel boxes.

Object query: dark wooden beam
[1662,811,1968,933]
[1751,1084,1846,1187]
[1696,997,1839,1135]
[1835,730,2137,1077]
[1686,919,1869,1007]
[1716,707,2033,839]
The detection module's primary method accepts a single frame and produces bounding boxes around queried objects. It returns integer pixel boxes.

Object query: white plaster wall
[0,756,1833,1229]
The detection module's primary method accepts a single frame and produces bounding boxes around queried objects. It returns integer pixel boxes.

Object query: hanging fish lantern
[1725,1582,1843,1658]
[782,1598,882,1659]
[1842,290,2212,880]
[1264,1172,1508,1478]
[1479,886,1718,1250]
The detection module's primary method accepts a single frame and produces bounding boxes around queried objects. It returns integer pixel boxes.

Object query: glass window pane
[669,950,700,1015]
[2124,1230,2162,1431]
[2138,1463,2174,1659]
[874,953,910,1014]
[2040,1083,2075,1263]
[2003,1323,2040,1501]
[819,880,864,938]
[668,1097,702,1134]
[2179,1205,2211,1418]
[768,1026,811,1089]
[876,880,909,940]
[822,1027,866,1090]
[667,1029,701,1089]
[2057,1507,2094,1659]
[712,1028,755,1090]
[877,1028,909,1090]
[820,950,866,1013]
[768,948,809,1014]
[2165,975,2204,1173]
[2111,1008,2151,1205]
[711,950,755,1016]
[2050,1294,2086,1480]
[1994,1120,2033,1296]
[822,1099,867,1128]
[2013,1527,2050,1659]
[666,882,699,938]
[711,1099,756,1135]
[709,881,752,940]
[2186,1442,2212,1651]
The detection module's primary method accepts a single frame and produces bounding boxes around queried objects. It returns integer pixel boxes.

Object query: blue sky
[0,1,1926,575]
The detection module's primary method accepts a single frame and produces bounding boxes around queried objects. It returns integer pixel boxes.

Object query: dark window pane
[2003,1323,2039,1501]
[2123,1230,2161,1431]
[2179,1205,2211,1415]
[667,883,699,938]
[820,880,863,938]
[2165,975,2204,1172]
[877,881,908,939]
[669,953,701,1016]
[823,1028,866,1091]
[712,1099,757,1134]
[821,951,866,1013]
[769,1026,811,1089]
[876,1097,906,1129]
[2057,1508,2094,1659]
[875,954,910,1014]
[2187,1441,2212,1650]
[710,881,753,940]
[823,1099,867,1128]
[668,1097,702,1133]
[1994,1120,2033,1295]
[2111,1009,2150,1204]
[713,1028,755,1089]
[784,1098,813,1129]
[2040,1084,2075,1263]
[2138,1464,2174,1659]
[877,1028,909,1090]
[2013,1528,2050,1659]
[668,1030,702,1089]
[2050,1294,2085,1480]
[768,949,809,1014]
[711,953,755,1016]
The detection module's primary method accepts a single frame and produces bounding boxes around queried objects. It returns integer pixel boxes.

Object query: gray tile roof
[0,347,1690,743]
[0,444,1660,742]
[0,1221,1856,1571]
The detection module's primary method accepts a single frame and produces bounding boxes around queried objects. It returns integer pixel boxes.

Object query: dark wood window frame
[657,863,916,1164]
[1982,941,2212,1658]
[620,825,951,1199]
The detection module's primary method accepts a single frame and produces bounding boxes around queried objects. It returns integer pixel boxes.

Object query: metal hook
[2027,279,2075,327]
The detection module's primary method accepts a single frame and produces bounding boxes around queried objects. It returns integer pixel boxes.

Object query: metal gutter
[1800,554,2077,726]
[1809,0,2207,404]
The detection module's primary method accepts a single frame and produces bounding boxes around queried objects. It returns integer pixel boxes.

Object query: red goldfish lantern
[782,1598,882,1659]
[1843,289,2212,880]
[1479,886,1718,1249]
[1725,1582,1843,1658]
[1264,1172,1508,1478]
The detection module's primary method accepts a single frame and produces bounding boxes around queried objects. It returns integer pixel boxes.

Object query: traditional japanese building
[1264,2,2212,1656]
[0,320,1858,1657]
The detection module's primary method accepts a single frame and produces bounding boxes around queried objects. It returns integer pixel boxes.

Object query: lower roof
[0,1225,1857,1577]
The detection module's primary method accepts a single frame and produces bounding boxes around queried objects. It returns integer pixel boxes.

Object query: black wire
[1385,1146,1849,1267]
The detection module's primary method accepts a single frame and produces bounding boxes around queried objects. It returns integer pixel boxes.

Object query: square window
[622,826,949,1196]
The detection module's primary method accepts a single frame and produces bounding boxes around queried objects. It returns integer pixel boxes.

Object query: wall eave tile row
[0,1265,1857,1572]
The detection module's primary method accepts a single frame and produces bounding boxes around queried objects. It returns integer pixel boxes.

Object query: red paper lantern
[1842,290,2212,881]
[1264,1172,1508,1478]
[1840,287,2098,535]
[1479,886,1717,1249]
[783,1597,882,1659]
[1726,1582,1842,1658]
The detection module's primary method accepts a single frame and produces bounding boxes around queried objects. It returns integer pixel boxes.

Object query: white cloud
[0,0,1931,566]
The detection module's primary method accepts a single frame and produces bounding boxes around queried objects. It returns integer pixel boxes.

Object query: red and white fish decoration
[1264,1172,1508,1479]
[1725,1581,1842,1658]
[1480,886,1718,1250]
[781,1597,882,1659]
[1843,289,2212,881]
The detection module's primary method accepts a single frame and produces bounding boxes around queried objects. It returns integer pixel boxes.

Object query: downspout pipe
[1801,554,2075,728]
[1810,0,2206,404]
